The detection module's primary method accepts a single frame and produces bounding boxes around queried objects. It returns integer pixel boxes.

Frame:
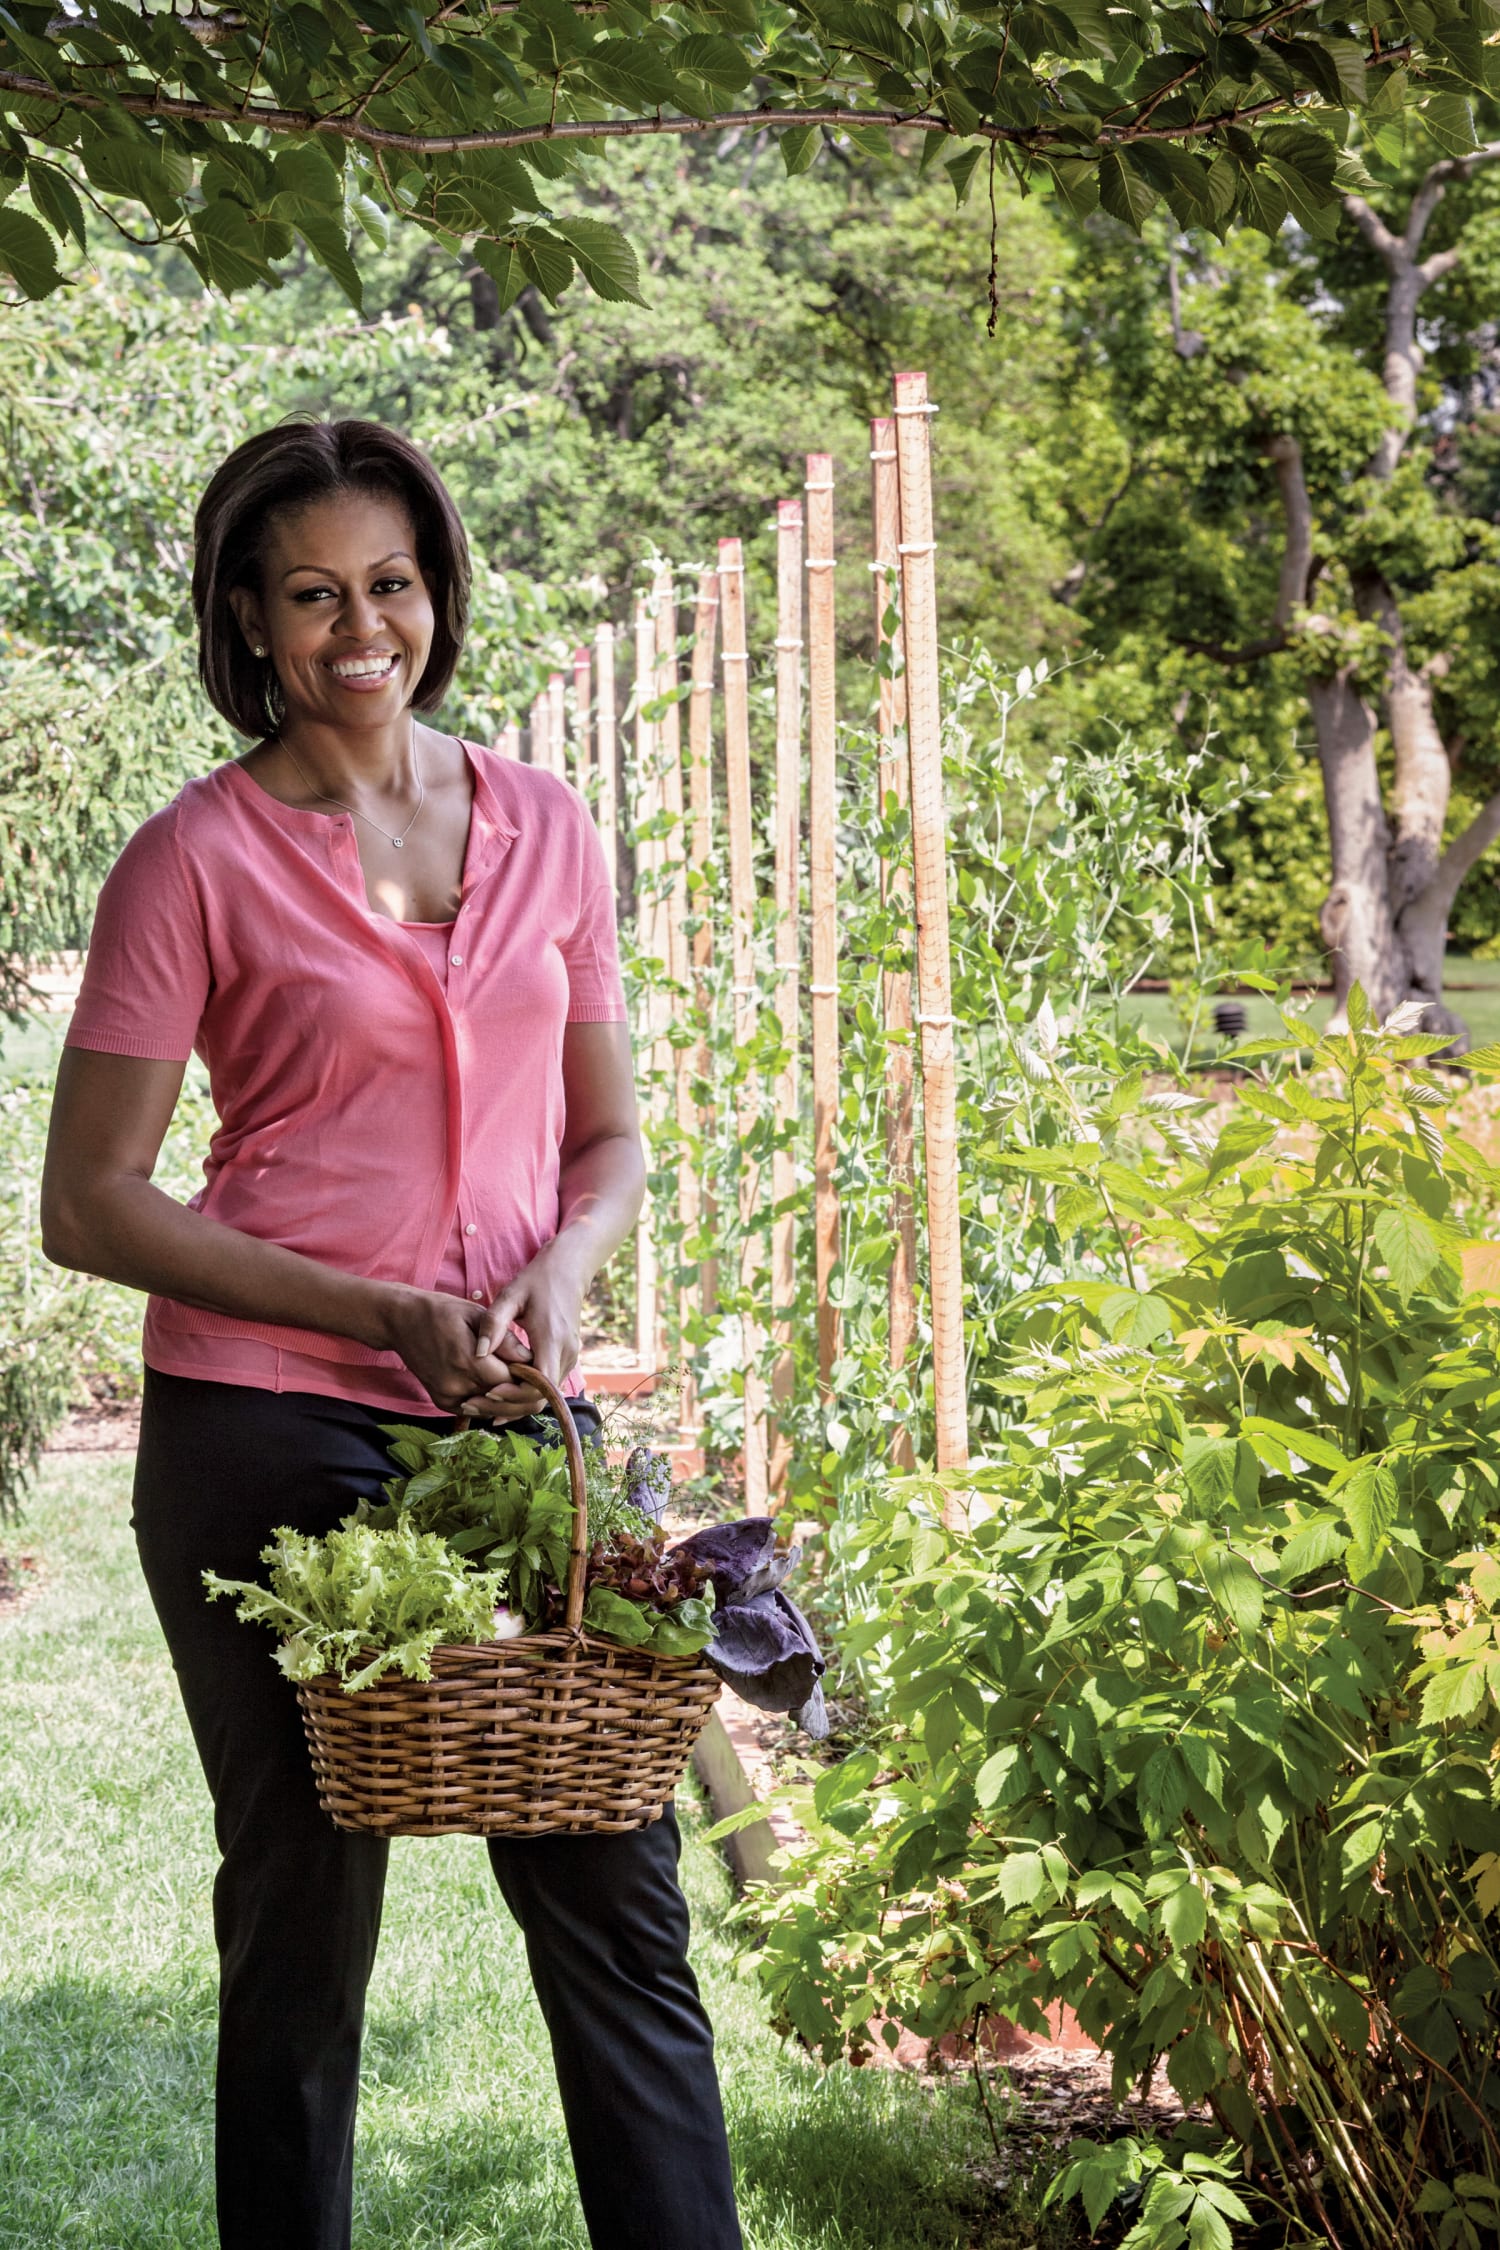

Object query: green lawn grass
[1118,956,1500,1059]
[0,1457,1052,2250]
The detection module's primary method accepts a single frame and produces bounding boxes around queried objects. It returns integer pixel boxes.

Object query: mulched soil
[956,2051,1194,2227]
[45,1396,141,1454]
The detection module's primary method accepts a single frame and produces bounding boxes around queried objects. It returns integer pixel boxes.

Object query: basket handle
[490,1364,591,1630]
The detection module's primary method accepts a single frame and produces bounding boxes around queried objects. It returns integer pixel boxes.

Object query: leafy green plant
[579,1530,716,1657]
[1048,2136,1253,2250]
[0,1063,221,1508]
[644,643,1276,1499]
[204,1521,511,1691]
[0,1288,90,1529]
[737,1000,1500,2248]
[208,1425,718,1681]
[357,1421,577,1627]
[357,1419,714,1652]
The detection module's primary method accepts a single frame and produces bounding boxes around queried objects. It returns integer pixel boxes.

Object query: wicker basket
[296,1366,721,1837]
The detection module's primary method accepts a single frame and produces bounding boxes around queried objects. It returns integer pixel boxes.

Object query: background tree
[0,0,1489,308]
[1042,137,1500,1037]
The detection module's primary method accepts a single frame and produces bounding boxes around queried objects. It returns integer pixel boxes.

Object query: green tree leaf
[548,215,645,305]
[1421,92,1478,155]
[1373,1205,1440,1301]
[1344,1459,1398,1580]
[672,31,754,87]
[1201,1546,1264,1635]
[25,160,85,251]
[0,202,61,295]
[1182,1431,1237,1510]
[1098,148,1158,231]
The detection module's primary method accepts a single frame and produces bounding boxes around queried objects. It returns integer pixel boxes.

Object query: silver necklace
[277,734,427,849]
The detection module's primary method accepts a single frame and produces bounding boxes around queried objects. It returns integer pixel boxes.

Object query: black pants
[132,1368,743,2250]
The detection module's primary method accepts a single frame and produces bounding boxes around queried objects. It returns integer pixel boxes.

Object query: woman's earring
[253,643,267,658]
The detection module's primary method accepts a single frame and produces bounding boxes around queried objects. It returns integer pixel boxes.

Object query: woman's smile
[325,649,402,690]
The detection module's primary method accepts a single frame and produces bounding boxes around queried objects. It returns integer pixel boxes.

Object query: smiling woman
[193,420,469,747]
[37,418,740,2250]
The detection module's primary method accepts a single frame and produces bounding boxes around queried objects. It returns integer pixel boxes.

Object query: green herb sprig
[355,1422,577,1628]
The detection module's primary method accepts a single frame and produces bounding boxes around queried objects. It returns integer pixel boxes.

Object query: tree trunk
[1358,575,1452,916]
[1308,668,1409,1027]
[1395,881,1463,1041]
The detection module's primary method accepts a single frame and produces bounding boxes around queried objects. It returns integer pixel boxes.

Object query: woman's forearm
[543,1129,647,1293]
[43,1171,406,1351]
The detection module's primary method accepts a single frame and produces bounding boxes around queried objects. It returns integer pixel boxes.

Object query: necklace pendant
[392,835,404,848]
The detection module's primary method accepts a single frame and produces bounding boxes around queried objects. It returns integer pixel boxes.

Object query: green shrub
[744,999,1500,2248]
[0,1069,218,1519]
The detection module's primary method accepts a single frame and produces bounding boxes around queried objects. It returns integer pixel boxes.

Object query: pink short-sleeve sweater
[64,739,628,1412]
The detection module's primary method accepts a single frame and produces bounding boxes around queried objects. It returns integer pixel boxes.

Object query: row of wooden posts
[498,370,968,1511]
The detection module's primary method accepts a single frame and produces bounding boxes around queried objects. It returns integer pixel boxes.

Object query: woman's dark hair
[192,417,471,739]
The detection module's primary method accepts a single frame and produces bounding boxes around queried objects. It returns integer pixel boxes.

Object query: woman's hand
[380,1287,520,1416]
[456,1241,589,1421]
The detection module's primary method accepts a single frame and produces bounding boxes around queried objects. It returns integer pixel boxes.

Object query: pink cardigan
[65,741,627,1412]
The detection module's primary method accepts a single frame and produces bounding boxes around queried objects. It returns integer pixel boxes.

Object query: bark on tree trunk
[1359,576,1452,917]
[1293,156,1500,1039]
[1307,667,1408,1027]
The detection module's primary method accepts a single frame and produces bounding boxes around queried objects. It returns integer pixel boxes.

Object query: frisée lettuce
[204,1521,515,1692]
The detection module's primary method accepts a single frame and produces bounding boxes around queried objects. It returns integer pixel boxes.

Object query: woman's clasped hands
[382,1240,587,1420]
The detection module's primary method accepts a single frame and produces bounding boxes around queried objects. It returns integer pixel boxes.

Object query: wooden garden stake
[769,496,803,1499]
[805,454,840,1398]
[497,720,520,759]
[719,536,769,1515]
[595,621,618,894]
[872,413,917,1473]
[572,644,592,790]
[688,571,720,1332]
[653,567,690,996]
[654,567,697,1421]
[633,590,662,1371]
[548,670,567,783]
[529,690,548,771]
[634,591,662,964]
[894,370,968,1497]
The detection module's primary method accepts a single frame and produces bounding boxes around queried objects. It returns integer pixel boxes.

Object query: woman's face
[231,488,437,732]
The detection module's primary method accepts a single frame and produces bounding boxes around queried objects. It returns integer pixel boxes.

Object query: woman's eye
[289,577,411,603]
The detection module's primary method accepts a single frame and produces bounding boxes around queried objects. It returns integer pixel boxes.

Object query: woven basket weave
[296,1366,721,1837]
